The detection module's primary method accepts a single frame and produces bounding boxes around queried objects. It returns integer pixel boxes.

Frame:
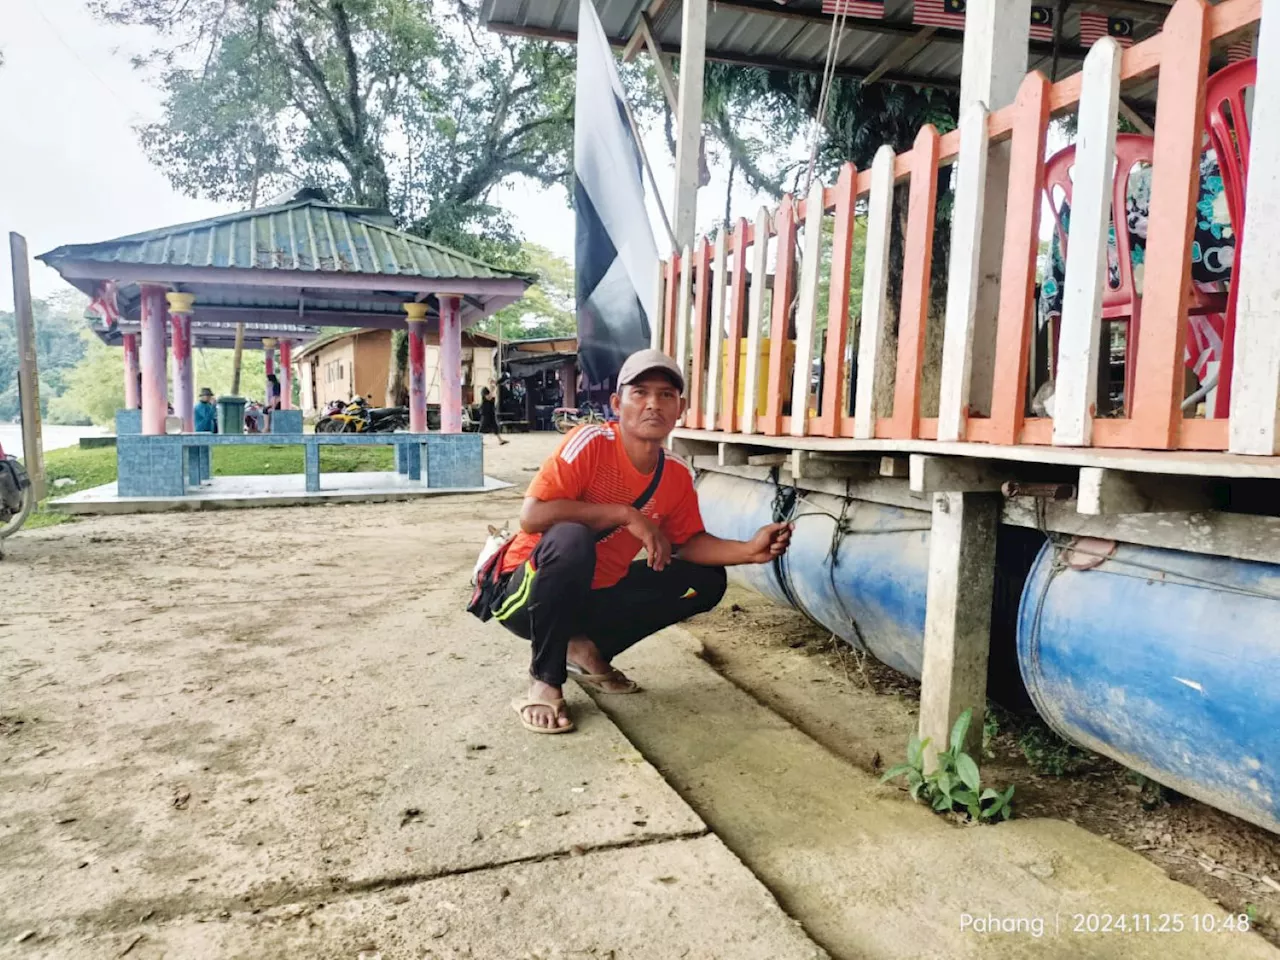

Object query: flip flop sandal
[511,697,576,734]
[566,662,641,694]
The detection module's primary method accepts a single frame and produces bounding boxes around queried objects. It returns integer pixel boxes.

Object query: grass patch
[23,442,398,528]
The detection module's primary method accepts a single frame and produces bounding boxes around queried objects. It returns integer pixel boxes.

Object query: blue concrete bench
[116,432,482,497]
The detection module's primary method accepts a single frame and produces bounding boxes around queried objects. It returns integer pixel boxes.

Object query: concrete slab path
[593,627,1280,960]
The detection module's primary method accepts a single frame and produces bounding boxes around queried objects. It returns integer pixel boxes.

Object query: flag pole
[619,96,678,254]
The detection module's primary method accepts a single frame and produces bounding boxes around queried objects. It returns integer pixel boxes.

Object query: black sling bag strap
[467,448,666,621]
[595,448,664,541]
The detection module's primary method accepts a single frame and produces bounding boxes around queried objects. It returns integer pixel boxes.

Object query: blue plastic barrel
[1018,540,1280,834]
[696,471,932,677]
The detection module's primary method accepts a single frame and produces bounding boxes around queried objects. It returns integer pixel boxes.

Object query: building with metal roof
[37,188,536,437]
[38,187,535,338]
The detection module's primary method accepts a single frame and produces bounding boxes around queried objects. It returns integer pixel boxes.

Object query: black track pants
[491,522,727,686]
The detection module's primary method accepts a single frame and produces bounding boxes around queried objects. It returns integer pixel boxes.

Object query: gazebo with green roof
[39,188,534,437]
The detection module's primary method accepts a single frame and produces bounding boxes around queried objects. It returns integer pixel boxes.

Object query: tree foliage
[481,243,576,341]
[0,292,90,423]
[92,0,579,262]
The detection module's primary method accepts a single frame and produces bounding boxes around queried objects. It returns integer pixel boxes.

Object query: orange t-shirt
[501,422,705,589]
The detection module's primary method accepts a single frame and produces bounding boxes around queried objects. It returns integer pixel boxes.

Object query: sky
[0,0,769,313]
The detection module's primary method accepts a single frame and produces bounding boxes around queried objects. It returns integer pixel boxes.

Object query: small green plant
[881,709,1015,822]
[1245,903,1258,926]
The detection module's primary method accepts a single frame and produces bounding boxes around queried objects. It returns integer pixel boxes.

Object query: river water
[0,423,107,459]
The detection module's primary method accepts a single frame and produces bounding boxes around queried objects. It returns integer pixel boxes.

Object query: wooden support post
[689,239,711,430]
[1129,0,1210,449]
[955,0,1031,418]
[8,233,44,499]
[817,164,857,438]
[889,127,941,440]
[853,147,896,440]
[673,0,707,250]
[741,208,771,435]
[988,72,1051,446]
[1053,39,1122,447]
[937,102,991,442]
[1229,5,1280,454]
[721,218,749,433]
[1076,467,1212,515]
[705,230,728,430]
[790,179,825,437]
[920,491,999,765]
[675,245,693,417]
[763,196,797,436]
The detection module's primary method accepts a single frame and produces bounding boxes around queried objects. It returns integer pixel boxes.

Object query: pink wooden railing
[658,0,1266,454]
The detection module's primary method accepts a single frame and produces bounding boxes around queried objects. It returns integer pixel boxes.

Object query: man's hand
[743,522,792,564]
[625,508,673,570]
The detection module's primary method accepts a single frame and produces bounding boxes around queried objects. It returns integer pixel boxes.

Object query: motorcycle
[316,397,409,434]
[552,402,607,434]
[0,440,34,545]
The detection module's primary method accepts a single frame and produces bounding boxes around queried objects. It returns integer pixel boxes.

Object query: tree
[0,291,90,423]
[481,243,575,341]
[92,0,581,259]
[48,332,123,427]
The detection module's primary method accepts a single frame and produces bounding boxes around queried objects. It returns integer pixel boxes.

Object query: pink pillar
[279,339,294,410]
[404,303,429,433]
[558,360,576,409]
[167,293,195,432]
[122,333,140,409]
[438,295,463,434]
[139,285,169,435]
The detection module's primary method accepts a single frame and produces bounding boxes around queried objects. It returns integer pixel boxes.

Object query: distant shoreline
[0,424,107,459]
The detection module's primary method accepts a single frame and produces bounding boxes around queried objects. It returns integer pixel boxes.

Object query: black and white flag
[574,0,659,390]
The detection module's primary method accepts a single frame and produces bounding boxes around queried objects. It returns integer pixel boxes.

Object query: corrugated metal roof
[39,192,534,284]
[481,0,1176,88]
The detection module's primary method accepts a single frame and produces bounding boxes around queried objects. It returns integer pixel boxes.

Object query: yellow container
[721,338,794,418]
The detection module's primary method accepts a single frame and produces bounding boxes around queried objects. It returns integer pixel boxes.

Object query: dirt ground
[3,431,1279,958]
[0,434,824,959]
[685,586,1280,946]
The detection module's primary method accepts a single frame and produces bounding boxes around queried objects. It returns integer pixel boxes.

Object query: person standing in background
[479,386,508,446]
[195,388,218,433]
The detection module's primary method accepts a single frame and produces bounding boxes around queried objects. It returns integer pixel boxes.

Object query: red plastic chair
[1044,135,1225,414]
[1204,57,1256,418]
[1043,135,1156,412]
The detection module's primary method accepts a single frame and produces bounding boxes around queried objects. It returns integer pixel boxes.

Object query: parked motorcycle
[316,397,409,434]
[0,441,34,544]
[552,403,607,434]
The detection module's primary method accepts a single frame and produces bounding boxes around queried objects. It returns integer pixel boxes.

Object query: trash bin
[217,396,246,435]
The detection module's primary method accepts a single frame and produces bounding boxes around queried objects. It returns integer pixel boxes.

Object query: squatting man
[484,348,794,733]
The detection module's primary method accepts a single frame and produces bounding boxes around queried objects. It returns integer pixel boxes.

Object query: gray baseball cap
[616,348,685,393]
